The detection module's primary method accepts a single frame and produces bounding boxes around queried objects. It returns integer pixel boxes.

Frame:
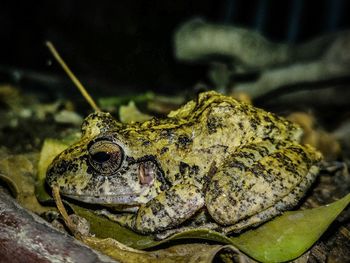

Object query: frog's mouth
[55,185,152,206]
[53,175,154,205]
[47,159,165,206]
[62,193,144,206]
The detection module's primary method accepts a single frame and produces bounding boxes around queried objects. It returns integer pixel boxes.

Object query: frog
[46,91,322,237]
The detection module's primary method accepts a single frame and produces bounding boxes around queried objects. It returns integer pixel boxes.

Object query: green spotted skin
[46,91,322,236]
[206,141,319,227]
[135,184,204,233]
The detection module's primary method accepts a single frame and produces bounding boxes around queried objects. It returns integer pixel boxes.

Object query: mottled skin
[46,91,322,236]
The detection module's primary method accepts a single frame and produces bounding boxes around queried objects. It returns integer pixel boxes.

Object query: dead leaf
[0,150,50,214]
[83,237,246,263]
[119,101,153,123]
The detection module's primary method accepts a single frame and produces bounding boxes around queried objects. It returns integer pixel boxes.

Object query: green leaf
[82,236,243,263]
[70,204,159,249]
[229,193,350,262]
[70,204,234,250]
[71,194,350,262]
[71,204,246,263]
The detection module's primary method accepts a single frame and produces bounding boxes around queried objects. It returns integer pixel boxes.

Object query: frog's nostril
[91,151,111,163]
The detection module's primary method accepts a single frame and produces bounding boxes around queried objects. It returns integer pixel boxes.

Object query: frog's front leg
[134,184,205,233]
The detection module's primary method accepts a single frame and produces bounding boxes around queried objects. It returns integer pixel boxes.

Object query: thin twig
[52,185,81,239]
[46,41,100,112]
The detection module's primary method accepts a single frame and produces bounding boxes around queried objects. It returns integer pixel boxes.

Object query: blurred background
[1,0,349,97]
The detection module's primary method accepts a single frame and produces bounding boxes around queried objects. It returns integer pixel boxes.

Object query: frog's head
[46,112,168,207]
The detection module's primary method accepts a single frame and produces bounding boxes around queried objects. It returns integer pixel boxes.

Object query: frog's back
[117,91,304,186]
[168,91,303,147]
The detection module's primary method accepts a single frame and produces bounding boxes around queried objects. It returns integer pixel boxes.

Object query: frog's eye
[88,140,123,174]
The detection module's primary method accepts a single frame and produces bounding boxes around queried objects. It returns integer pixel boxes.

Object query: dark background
[1,0,349,96]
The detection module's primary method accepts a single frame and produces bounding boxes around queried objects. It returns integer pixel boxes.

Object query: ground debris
[0,187,117,263]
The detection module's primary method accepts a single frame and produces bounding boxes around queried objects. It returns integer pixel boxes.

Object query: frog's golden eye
[88,140,123,174]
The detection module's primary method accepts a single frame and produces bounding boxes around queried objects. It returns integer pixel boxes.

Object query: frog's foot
[134,184,205,234]
[222,165,319,234]
[95,183,205,235]
[154,210,219,239]
[95,209,135,229]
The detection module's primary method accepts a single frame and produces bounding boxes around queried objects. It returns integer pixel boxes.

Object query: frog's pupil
[92,152,110,163]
